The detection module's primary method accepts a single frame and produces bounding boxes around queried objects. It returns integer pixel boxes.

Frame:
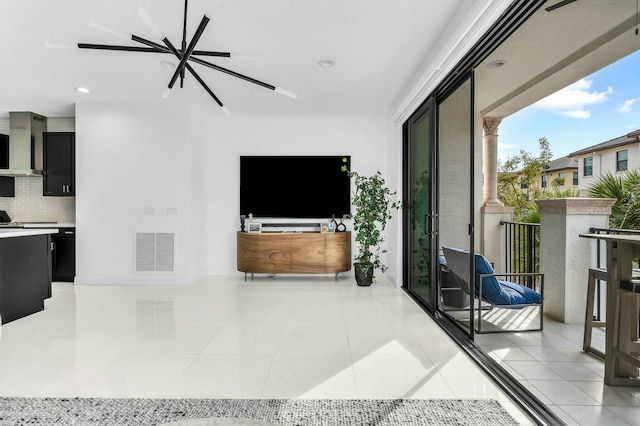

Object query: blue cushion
[499,280,542,304]
[474,253,541,305]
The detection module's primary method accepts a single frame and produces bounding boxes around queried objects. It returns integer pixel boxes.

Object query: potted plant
[342,160,401,286]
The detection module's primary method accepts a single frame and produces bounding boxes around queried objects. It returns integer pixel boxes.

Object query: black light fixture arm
[78,42,232,58]
[168,14,210,90]
[131,34,223,107]
[162,38,224,108]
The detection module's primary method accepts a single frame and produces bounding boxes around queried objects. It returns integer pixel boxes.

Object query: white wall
[204,115,394,277]
[75,101,207,286]
[74,107,394,285]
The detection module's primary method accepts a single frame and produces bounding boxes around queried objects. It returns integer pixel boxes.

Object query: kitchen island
[0,228,58,324]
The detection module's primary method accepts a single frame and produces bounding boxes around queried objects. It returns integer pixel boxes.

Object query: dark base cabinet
[52,228,75,282]
[0,234,50,324]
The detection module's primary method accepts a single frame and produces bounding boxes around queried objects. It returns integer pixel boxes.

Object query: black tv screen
[240,155,351,219]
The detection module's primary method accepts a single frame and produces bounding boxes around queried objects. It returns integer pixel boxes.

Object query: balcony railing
[500,221,540,288]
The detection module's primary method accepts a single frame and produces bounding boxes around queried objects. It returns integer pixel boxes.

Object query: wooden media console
[237,231,351,281]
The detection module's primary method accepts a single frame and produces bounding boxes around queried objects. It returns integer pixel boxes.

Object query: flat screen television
[240,155,351,219]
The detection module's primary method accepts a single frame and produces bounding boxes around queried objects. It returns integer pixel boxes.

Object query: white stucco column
[482,116,503,207]
[536,198,615,324]
[480,116,512,271]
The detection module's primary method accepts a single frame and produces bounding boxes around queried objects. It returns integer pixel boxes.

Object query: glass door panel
[437,77,474,337]
[404,97,436,309]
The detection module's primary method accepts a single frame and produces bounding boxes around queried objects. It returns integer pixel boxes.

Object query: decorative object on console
[321,222,335,233]
[342,159,401,286]
[77,0,297,114]
[240,215,246,232]
[336,218,347,232]
[248,222,262,233]
[330,215,338,229]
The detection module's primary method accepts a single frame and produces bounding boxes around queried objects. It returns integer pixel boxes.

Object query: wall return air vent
[135,232,175,272]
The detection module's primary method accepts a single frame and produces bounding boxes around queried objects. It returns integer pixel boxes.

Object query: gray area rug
[0,398,519,426]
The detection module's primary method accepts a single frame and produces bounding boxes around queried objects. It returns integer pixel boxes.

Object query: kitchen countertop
[0,228,59,239]
[22,223,75,228]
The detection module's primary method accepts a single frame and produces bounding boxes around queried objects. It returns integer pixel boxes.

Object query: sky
[497,49,640,162]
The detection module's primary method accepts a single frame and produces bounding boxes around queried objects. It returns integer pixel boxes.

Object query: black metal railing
[588,227,640,321]
[500,221,540,288]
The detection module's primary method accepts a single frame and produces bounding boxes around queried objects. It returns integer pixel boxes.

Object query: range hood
[0,112,46,177]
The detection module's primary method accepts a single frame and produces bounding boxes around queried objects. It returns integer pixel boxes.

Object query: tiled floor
[0,276,533,424]
[476,316,640,425]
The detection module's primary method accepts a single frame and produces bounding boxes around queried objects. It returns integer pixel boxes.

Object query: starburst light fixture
[78,0,297,115]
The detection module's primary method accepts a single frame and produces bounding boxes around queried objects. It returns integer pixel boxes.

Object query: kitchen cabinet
[51,227,75,282]
[0,133,8,169]
[43,132,74,196]
[0,231,53,324]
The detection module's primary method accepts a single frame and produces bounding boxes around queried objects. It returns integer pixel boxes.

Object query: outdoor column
[536,198,615,324]
[481,116,512,271]
[482,116,503,206]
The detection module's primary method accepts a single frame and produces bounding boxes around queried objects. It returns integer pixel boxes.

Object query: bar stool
[583,268,607,358]
[611,279,640,378]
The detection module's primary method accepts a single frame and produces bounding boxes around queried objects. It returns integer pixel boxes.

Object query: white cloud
[534,78,612,119]
[618,98,637,114]
[558,109,591,119]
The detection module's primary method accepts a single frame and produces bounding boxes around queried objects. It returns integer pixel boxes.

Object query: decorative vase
[354,263,374,286]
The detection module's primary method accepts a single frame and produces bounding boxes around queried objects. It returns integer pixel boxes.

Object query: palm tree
[588,169,640,229]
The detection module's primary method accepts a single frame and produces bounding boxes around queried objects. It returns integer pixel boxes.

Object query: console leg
[335,272,339,282]
[244,272,247,282]
[251,273,255,281]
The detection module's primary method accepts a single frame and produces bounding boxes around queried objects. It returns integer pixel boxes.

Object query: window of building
[519,178,527,189]
[541,175,547,188]
[617,150,628,172]
[573,171,578,186]
[584,157,593,177]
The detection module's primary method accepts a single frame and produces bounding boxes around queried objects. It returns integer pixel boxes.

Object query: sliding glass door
[403,97,437,310]
[437,76,475,338]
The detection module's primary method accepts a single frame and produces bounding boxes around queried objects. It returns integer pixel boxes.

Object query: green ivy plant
[342,159,401,274]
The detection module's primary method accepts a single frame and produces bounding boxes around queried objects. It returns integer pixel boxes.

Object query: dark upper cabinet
[43,132,75,196]
[0,133,8,169]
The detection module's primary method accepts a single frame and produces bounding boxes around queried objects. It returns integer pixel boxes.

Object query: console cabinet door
[43,132,75,196]
[292,233,325,273]
[237,233,260,272]
[325,232,351,273]
[257,234,291,273]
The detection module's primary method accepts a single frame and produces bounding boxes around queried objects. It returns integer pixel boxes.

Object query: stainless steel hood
[0,112,46,177]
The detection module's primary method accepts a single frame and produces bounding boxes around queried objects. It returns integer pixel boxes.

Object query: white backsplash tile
[0,177,75,222]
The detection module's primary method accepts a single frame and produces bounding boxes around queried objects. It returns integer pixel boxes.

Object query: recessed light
[160,60,176,69]
[486,60,506,69]
[75,87,90,93]
[318,59,335,68]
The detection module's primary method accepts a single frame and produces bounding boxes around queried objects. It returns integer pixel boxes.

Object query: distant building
[514,156,579,199]
[568,129,640,194]
[542,156,579,192]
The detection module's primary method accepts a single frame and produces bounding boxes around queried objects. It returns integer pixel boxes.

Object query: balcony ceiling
[477,0,640,117]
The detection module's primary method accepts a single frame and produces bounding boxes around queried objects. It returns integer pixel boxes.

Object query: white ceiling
[0,0,485,118]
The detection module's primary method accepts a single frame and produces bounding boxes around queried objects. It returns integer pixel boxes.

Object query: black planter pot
[354,263,374,286]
